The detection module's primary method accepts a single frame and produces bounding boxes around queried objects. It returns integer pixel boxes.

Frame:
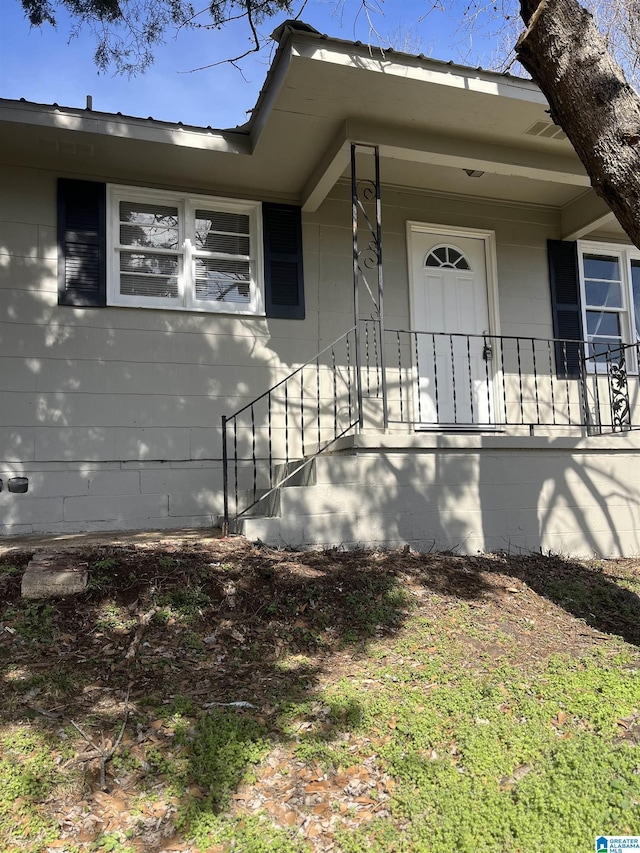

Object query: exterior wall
[242,434,640,558]
[0,160,587,537]
[308,182,560,342]
[1,162,324,533]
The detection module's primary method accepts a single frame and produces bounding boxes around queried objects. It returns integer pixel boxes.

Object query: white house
[2,20,640,556]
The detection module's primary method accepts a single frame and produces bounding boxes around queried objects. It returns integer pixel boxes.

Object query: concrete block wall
[0,460,222,535]
[239,433,640,558]
[0,162,569,538]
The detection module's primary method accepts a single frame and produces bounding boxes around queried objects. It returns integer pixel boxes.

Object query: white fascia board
[247,35,294,152]
[291,41,548,105]
[0,100,251,155]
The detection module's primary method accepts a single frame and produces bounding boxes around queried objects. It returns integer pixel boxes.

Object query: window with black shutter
[58,182,305,318]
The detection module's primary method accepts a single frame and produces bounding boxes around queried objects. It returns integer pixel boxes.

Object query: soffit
[0,109,334,202]
[251,48,588,207]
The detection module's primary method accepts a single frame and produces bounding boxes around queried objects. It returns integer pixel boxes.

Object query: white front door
[410,227,495,427]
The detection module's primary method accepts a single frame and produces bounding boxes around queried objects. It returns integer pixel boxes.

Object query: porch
[220,319,640,554]
[221,144,640,553]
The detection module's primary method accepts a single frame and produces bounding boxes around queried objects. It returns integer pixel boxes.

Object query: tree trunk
[517,0,640,248]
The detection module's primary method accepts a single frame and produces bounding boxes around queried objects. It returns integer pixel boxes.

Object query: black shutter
[548,239,583,378]
[263,203,304,319]
[58,179,106,307]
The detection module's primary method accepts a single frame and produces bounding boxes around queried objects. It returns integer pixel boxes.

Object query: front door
[410,227,495,427]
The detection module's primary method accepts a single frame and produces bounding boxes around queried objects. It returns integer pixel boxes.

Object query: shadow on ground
[1,539,639,848]
[472,551,640,647]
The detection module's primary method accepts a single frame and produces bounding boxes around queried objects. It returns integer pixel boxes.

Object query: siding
[0,162,564,534]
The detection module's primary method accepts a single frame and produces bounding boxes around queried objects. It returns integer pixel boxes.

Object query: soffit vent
[524,120,567,141]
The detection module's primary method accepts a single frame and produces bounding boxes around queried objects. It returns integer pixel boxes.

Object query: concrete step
[21,552,88,598]
[272,458,317,487]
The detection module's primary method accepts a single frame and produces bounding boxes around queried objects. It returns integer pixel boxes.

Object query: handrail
[226,326,357,422]
[221,326,361,534]
[221,324,636,535]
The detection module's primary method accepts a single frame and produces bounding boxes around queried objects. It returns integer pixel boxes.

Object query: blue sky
[0,0,515,128]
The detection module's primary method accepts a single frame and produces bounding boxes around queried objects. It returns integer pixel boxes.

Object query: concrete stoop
[230,430,640,557]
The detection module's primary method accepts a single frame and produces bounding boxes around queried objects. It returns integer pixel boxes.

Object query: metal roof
[1,19,538,136]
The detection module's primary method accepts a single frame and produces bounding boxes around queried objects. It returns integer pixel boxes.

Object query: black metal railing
[366,326,635,434]
[221,325,637,532]
[221,326,360,533]
[584,340,638,433]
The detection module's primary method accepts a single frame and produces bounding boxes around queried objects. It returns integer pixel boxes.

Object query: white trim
[107,184,265,316]
[406,221,501,429]
[577,238,640,372]
[407,221,501,337]
[291,40,548,104]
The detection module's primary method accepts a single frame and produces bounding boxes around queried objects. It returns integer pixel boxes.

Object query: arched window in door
[424,245,470,270]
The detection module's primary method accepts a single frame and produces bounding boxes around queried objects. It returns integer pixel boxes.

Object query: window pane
[119,251,179,299]
[120,252,179,277]
[425,246,470,270]
[583,253,620,281]
[119,202,179,250]
[120,224,178,250]
[631,260,640,340]
[120,201,178,226]
[586,311,621,337]
[584,279,622,308]
[589,338,624,362]
[120,275,179,298]
[195,210,250,254]
[194,258,251,303]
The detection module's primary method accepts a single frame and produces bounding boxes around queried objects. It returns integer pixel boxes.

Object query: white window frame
[578,239,640,373]
[107,185,264,315]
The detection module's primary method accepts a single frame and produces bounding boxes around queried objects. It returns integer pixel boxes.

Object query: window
[58,179,304,318]
[578,241,640,367]
[424,245,470,270]
[108,186,263,314]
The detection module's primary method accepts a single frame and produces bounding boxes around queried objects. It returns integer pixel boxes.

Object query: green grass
[185,814,309,852]
[0,727,79,850]
[323,625,640,852]
[1,601,56,643]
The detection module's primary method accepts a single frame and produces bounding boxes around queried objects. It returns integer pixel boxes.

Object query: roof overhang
[0,20,618,234]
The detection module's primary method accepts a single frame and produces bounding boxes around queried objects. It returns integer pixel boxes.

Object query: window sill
[107,301,266,317]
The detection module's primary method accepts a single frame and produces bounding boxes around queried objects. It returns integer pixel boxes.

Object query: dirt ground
[2,531,640,852]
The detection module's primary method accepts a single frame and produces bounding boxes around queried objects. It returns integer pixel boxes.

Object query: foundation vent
[524,120,567,141]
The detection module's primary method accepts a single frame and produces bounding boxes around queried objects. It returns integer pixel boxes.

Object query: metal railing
[369,326,635,434]
[221,325,637,531]
[584,340,638,433]
[221,326,360,533]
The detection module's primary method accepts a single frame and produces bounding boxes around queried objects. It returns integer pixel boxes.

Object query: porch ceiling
[259,45,598,214]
